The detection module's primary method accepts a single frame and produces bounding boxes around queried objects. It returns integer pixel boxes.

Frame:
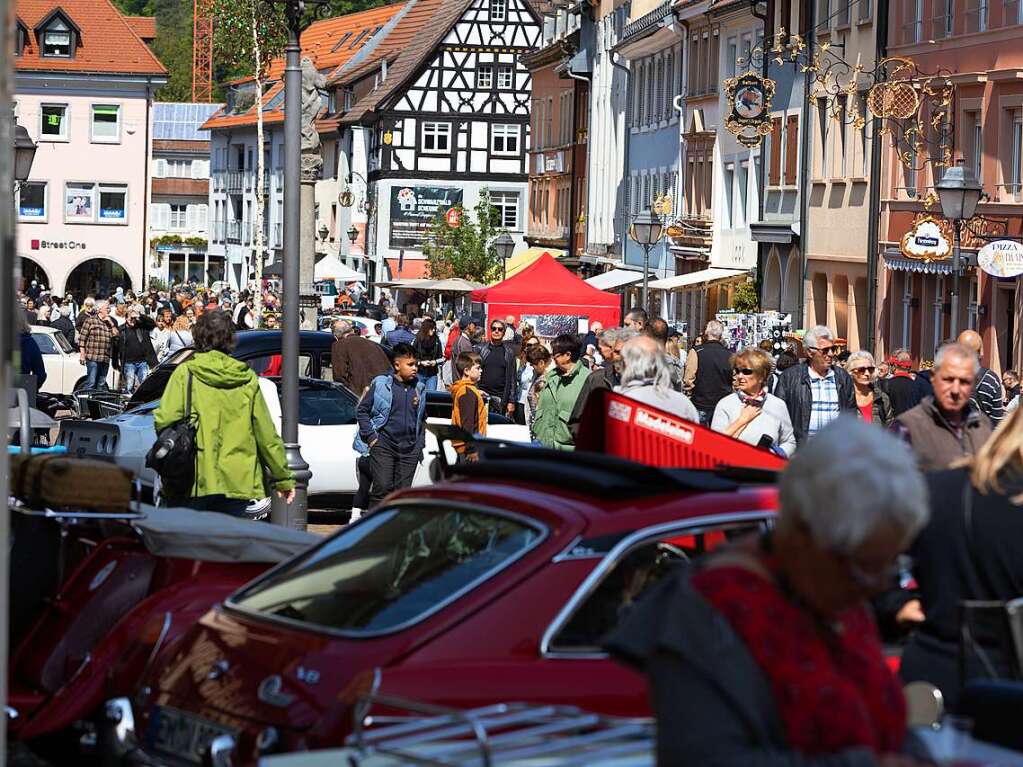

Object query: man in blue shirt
[384,313,416,347]
[355,343,428,507]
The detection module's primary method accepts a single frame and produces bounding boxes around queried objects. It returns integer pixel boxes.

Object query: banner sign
[978,239,1023,278]
[389,186,462,250]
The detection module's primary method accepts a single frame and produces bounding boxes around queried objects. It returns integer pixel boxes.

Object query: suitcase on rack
[11,453,134,513]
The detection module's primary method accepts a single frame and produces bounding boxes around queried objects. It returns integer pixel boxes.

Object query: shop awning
[385,257,431,280]
[648,267,749,291]
[882,249,954,275]
[585,268,643,291]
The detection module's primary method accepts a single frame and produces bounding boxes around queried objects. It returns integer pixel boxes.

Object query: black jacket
[774,361,857,445]
[117,316,158,368]
[690,340,734,412]
[51,315,76,348]
[479,341,517,406]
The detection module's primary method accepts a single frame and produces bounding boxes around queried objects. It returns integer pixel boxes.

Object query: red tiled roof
[15,0,166,76]
[202,3,405,131]
[124,15,156,41]
[327,0,446,88]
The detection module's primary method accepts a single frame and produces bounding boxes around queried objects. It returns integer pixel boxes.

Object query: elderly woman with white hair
[846,350,894,426]
[615,335,699,422]
[712,347,797,456]
[608,419,931,767]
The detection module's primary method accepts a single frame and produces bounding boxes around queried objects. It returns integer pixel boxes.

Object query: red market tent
[471,252,621,330]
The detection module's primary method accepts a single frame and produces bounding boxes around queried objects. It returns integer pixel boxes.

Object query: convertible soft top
[134,505,319,563]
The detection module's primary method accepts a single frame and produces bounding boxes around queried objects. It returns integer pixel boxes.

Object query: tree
[212,0,287,322]
[423,190,507,285]
[731,280,760,313]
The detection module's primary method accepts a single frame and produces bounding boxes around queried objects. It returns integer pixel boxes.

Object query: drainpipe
[754,0,769,303]
[797,0,813,328]
[865,0,889,352]
[565,62,588,258]
[611,50,631,262]
[143,78,154,291]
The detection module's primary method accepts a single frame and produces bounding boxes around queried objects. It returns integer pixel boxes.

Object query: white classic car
[29,324,115,395]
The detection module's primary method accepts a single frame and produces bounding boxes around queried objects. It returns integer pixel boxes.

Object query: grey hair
[332,319,352,338]
[599,327,620,346]
[934,342,980,376]
[704,320,724,341]
[616,328,640,345]
[803,325,834,350]
[780,417,929,553]
[619,340,673,391]
[95,301,110,313]
[845,350,875,371]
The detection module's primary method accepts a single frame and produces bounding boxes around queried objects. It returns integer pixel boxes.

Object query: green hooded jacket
[153,350,295,500]
[532,360,589,451]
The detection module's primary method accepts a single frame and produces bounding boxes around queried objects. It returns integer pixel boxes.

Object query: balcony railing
[226,220,242,243]
[211,219,226,243]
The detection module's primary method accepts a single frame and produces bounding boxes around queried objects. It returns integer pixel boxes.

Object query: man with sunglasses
[479,319,518,416]
[774,325,856,447]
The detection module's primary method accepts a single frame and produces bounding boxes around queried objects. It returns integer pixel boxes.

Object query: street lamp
[493,231,515,280]
[629,209,663,312]
[14,123,37,185]
[347,225,358,244]
[935,164,983,337]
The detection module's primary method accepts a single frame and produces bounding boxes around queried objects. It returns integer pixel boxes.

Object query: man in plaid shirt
[774,325,857,447]
[78,301,119,390]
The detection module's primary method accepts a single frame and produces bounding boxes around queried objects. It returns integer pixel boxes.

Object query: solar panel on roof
[348,29,369,49]
[331,31,353,52]
[152,102,223,141]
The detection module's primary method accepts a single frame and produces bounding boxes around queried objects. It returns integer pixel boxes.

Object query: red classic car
[105,448,778,766]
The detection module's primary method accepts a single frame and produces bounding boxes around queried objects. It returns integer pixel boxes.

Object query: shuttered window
[769,117,783,186]
[785,115,799,185]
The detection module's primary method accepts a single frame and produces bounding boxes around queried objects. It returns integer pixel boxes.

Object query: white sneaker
[349,507,364,523]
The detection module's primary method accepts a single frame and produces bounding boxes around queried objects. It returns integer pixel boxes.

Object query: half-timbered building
[338,0,541,283]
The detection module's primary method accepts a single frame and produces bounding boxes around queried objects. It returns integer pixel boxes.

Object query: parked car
[57,376,529,509]
[9,501,317,762]
[103,447,777,766]
[28,324,113,395]
[319,315,381,343]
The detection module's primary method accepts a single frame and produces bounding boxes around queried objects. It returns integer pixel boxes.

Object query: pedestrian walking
[514,336,541,424]
[331,319,390,396]
[773,325,857,446]
[413,318,444,391]
[570,327,637,432]
[524,344,551,440]
[846,351,894,426]
[354,343,428,507]
[958,329,1005,425]
[711,347,796,456]
[683,320,734,423]
[384,313,416,347]
[51,304,76,348]
[117,308,158,393]
[152,309,295,516]
[616,335,699,422]
[647,318,683,390]
[164,314,194,360]
[882,349,925,417]
[1002,369,1020,411]
[75,297,96,332]
[892,342,993,471]
[623,307,647,333]
[450,351,487,460]
[19,320,46,389]
[896,404,1023,710]
[533,334,590,451]
[478,318,517,417]
[78,301,119,390]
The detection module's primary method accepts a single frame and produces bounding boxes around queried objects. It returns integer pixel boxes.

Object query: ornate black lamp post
[493,231,515,281]
[935,165,983,338]
[629,209,663,312]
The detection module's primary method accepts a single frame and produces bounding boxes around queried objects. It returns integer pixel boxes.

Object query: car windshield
[298,385,357,425]
[230,505,544,635]
[51,331,73,353]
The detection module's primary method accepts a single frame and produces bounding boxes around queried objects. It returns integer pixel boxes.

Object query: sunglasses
[851,366,876,375]
[732,367,755,376]
[809,346,836,356]
[491,326,505,332]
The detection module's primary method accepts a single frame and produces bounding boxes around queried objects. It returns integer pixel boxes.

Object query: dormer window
[44,20,71,56]
[15,19,27,56]
[35,9,81,59]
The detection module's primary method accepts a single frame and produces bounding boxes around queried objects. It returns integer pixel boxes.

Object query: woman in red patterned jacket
[608,418,931,767]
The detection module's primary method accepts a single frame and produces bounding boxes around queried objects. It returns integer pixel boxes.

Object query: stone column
[299,57,324,332]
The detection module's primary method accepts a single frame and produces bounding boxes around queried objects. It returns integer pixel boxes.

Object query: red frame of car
[129,475,778,766]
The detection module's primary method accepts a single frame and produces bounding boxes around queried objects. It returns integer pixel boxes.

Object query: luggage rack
[347,694,654,767]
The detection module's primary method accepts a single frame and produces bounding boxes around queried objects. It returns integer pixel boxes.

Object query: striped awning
[882,249,955,275]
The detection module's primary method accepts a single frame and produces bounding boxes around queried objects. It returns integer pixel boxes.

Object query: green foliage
[212,0,287,76]
[732,280,760,313]
[151,0,196,102]
[423,190,507,285]
[150,234,208,249]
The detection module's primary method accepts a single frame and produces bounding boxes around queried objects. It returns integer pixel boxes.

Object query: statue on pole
[300,57,325,181]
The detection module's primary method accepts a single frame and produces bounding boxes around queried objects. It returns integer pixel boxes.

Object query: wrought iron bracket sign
[724,73,775,148]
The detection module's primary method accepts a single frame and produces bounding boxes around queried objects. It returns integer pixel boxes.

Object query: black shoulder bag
[145,369,198,503]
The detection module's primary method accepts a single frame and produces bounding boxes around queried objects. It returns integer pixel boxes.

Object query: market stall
[470,252,620,333]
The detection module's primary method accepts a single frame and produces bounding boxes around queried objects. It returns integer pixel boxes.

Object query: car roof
[29,325,57,334]
[392,447,778,538]
[233,329,334,356]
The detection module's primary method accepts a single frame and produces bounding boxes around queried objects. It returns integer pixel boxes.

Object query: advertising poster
[389,186,462,250]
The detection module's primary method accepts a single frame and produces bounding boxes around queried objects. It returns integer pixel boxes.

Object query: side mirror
[904,681,944,728]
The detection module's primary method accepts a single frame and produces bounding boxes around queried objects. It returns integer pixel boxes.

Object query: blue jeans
[85,360,110,390]
[123,361,149,392]
[418,372,438,391]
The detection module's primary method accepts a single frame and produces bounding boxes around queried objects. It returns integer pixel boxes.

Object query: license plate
[148,705,235,765]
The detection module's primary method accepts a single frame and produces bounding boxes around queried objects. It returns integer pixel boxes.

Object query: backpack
[145,369,198,503]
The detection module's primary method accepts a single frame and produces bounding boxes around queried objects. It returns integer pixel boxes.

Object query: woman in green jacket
[153,309,295,516]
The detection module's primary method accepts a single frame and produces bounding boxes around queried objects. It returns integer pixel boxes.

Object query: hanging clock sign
[446,208,461,229]
[725,73,776,148]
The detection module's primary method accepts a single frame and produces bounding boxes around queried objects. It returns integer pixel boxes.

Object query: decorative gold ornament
[724,72,776,148]
[866,82,920,120]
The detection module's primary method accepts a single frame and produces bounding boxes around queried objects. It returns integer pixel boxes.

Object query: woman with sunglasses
[846,351,894,427]
[711,347,796,457]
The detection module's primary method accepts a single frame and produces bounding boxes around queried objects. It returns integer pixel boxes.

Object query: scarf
[692,559,906,757]
[737,388,768,407]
